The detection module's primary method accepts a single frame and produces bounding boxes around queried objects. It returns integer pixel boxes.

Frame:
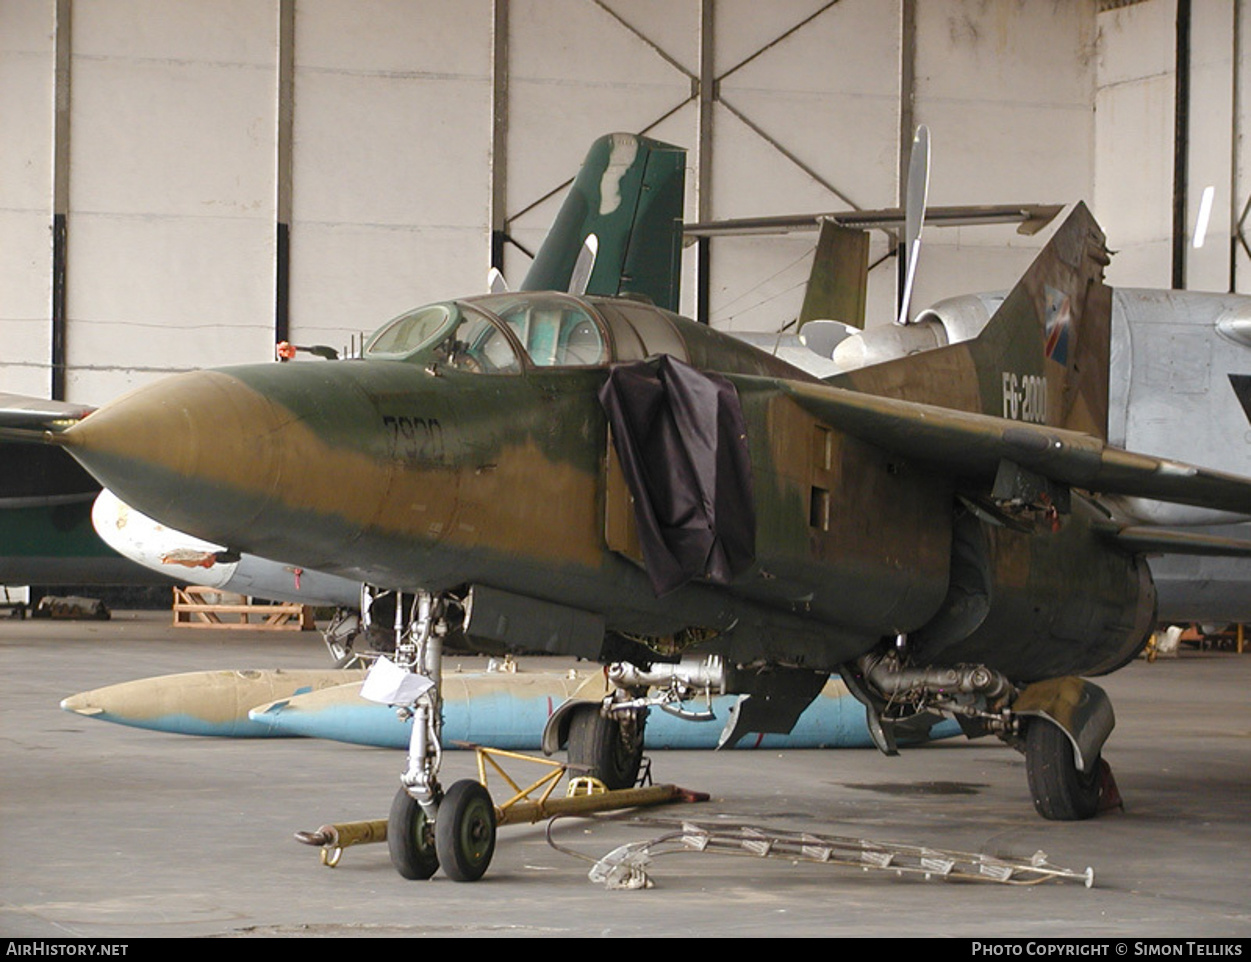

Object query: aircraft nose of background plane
[60,369,294,548]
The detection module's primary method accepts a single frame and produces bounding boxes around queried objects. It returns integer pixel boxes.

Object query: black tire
[388,786,440,880]
[435,780,496,882]
[567,705,643,790]
[1024,720,1102,821]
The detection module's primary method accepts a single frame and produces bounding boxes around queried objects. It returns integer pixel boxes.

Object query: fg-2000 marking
[1002,372,1047,423]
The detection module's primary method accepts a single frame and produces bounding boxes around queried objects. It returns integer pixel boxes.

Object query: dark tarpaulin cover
[598,356,755,596]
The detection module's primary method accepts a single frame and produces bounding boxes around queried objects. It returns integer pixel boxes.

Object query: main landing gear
[547,656,737,791]
[565,703,646,791]
[361,589,499,882]
[1023,718,1113,821]
[845,650,1120,821]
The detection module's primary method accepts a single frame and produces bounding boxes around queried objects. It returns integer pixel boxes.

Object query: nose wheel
[388,779,497,882]
[388,787,440,880]
[372,590,500,881]
[435,779,497,882]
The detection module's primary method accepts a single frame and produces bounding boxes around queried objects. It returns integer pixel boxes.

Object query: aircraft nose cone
[61,369,294,548]
[60,362,462,584]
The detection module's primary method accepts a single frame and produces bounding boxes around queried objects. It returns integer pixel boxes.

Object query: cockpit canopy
[363,293,607,373]
[362,291,814,382]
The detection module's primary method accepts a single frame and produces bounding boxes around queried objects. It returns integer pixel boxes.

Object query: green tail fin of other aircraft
[521,132,686,312]
[833,202,1112,441]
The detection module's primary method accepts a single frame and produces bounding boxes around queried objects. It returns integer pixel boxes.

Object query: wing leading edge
[767,377,1251,521]
[0,394,94,443]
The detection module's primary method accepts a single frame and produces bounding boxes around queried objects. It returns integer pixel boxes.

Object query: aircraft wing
[684,203,1063,239]
[776,379,1251,517]
[0,393,94,442]
[1097,525,1251,557]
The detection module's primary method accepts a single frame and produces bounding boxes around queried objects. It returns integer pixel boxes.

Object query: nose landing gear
[363,589,500,883]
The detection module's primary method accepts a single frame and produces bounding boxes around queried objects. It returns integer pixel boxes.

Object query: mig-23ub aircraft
[20,137,1251,885]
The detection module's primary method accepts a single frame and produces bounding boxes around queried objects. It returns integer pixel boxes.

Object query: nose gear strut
[359,588,499,882]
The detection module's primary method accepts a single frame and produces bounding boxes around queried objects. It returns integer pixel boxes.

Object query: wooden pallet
[1177,623,1247,653]
[172,585,314,631]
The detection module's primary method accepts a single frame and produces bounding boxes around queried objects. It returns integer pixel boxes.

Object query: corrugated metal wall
[2,0,1236,404]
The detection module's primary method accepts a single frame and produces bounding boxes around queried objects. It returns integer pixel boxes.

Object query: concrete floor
[2,612,1249,938]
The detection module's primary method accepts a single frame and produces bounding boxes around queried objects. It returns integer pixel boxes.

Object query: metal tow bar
[295,745,705,868]
[577,821,1094,889]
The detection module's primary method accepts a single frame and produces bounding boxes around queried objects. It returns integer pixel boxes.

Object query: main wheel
[567,705,644,790]
[435,779,496,882]
[388,786,440,880]
[1024,720,1102,821]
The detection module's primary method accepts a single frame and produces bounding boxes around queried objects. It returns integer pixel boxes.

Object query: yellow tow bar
[295,745,704,868]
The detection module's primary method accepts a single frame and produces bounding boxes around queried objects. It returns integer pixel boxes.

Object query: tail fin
[797,220,870,329]
[521,133,686,312]
[835,202,1112,440]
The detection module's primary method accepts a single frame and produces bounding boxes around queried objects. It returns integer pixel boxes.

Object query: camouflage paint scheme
[521,132,684,312]
[37,135,1251,727]
[53,199,1251,698]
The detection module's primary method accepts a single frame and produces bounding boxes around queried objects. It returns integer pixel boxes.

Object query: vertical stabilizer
[798,220,869,329]
[521,133,686,312]
[835,203,1112,440]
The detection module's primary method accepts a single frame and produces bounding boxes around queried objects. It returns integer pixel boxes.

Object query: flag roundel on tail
[1043,285,1072,366]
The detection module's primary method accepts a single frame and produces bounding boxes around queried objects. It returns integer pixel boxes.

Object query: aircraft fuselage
[60,287,1152,682]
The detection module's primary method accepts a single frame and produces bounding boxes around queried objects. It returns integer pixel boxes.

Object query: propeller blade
[896,124,931,326]
[567,233,599,296]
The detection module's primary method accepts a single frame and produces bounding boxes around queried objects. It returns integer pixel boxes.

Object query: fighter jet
[19,135,1251,885]
[804,286,1251,624]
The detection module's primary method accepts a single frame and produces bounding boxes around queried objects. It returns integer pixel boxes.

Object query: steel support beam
[275,0,294,352]
[505,2,694,238]
[897,0,917,310]
[1231,0,1244,291]
[713,1,857,208]
[1173,0,1192,290]
[697,0,714,324]
[51,0,72,400]
[490,0,509,273]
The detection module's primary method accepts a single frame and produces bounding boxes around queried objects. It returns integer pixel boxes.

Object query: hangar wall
[2,2,56,400]
[289,1,493,349]
[0,0,1239,405]
[67,1,280,399]
[1095,0,1250,293]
